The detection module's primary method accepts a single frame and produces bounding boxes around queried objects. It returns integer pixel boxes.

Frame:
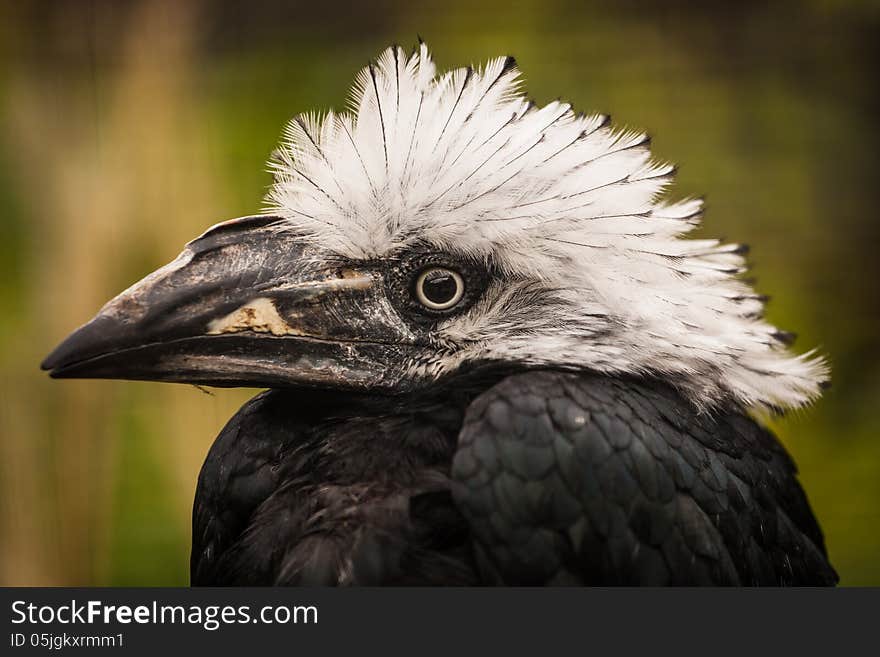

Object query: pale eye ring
[414,267,465,311]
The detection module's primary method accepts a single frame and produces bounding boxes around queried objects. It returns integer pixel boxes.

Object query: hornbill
[42,44,837,586]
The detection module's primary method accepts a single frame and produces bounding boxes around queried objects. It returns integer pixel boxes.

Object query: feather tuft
[266,44,828,411]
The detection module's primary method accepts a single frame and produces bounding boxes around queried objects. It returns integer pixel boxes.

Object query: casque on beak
[41,215,416,391]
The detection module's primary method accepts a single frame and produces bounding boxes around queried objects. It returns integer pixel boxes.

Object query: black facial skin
[40,217,494,393]
[383,248,490,327]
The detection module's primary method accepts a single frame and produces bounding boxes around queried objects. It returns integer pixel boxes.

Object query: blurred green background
[0,0,878,585]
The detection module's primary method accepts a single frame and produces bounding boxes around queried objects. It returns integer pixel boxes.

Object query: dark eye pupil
[422,272,457,304]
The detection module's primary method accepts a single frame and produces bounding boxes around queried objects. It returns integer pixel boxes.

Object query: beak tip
[40,318,117,378]
[42,354,68,376]
[41,349,74,377]
[41,347,63,373]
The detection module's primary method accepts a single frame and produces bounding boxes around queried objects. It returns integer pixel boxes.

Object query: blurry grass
[0,0,255,585]
[0,0,878,584]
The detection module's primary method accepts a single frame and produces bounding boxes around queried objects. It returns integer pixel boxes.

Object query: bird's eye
[413,267,465,311]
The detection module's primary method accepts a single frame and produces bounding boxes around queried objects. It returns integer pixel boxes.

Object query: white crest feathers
[266,43,828,411]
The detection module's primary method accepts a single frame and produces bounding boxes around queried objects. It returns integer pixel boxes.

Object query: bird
[42,43,837,586]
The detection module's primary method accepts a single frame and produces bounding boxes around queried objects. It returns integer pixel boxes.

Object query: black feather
[192,371,836,586]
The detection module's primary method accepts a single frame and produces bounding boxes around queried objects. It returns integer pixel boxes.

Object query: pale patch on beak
[207,297,300,336]
[206,272,375,337]
[273,270,373,295]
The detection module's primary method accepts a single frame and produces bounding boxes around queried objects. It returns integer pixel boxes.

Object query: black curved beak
[41,215,415,391]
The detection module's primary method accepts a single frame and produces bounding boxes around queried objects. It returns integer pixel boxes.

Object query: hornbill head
[42,44,827,410]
